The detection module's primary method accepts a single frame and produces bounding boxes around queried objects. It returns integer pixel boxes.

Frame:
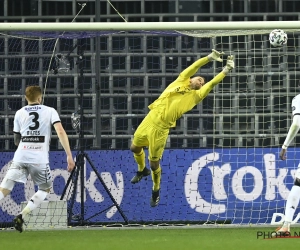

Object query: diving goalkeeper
[130,49,235,207]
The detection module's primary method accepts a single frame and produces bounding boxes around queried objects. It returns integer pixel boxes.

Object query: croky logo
[0,157,124,219]
[185,152,293,215]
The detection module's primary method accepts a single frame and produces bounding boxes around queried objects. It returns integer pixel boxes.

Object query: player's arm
[179,49,225,80]
[197,56,234,101]
[280,114,300,160]
[53,122,75,172]
[13,111,21,146]
[13,132,21,146]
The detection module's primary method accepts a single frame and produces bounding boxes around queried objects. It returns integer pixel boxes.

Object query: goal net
[0,21,300,228]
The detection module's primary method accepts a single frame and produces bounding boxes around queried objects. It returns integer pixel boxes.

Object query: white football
[269,29,288,47]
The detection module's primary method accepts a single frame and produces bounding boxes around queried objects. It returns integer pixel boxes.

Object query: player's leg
[20,184,50,218]
[130,144,151,183]
[148,128,169,207]
[1,174,24,233]
[0,161,26,200]
[0,161,18,200]
[149,160,161,207]
[15,163,52,232]
[272,168,300,237]
[131,144,145,172]
[281,180,300,229]
[0,161,29,232]
[15,184,50,233]
[20,163,52,217]
[0,178,15,200]
[0,186,12,199]
[130,118,151,184]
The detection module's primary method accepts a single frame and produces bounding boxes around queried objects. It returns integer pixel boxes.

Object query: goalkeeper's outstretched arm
[180,49,225,79]
[197,55,235,101]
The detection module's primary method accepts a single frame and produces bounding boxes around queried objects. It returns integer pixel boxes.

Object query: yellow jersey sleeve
[196,71,226,101]
[177,56,211,82]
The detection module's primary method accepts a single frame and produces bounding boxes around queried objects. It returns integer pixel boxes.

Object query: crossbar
[1,21,300,31]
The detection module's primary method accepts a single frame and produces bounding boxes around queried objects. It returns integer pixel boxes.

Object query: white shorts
[2,161,52,186]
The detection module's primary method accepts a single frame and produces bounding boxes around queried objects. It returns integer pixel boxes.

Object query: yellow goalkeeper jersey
[148,56,226,128]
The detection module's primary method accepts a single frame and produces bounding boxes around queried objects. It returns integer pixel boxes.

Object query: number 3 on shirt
[29,112,40,130]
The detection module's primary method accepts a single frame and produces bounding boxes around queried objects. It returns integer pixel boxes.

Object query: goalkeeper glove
[222,55,234,74]
[208,49,225,62]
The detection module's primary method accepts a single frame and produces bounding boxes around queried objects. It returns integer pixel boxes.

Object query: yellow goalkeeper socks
[151,166,161,191]
[133,149,146,172]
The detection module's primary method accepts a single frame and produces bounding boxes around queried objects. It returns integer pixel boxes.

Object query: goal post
[0,21,300,228]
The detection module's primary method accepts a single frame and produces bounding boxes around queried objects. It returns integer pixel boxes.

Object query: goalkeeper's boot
[271,226,290,237]
[150,189,160,207]
[130,167,151,184]
[13,214,24,233]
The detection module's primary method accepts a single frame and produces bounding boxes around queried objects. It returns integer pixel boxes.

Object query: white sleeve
[51,108,61,125]
[292,95,300,116]
[282,115,300,148]
[13,110,21,133]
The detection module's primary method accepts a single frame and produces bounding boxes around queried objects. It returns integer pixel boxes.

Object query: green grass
[1,226,300,250]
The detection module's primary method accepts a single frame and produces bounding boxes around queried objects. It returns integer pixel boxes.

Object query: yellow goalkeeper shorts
[133,114,169,162]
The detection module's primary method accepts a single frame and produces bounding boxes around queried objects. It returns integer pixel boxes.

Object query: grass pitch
[1,226,300,250]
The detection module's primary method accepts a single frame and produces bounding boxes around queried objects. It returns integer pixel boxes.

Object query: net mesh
[0,28,300,228]
[178,29,300,37]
